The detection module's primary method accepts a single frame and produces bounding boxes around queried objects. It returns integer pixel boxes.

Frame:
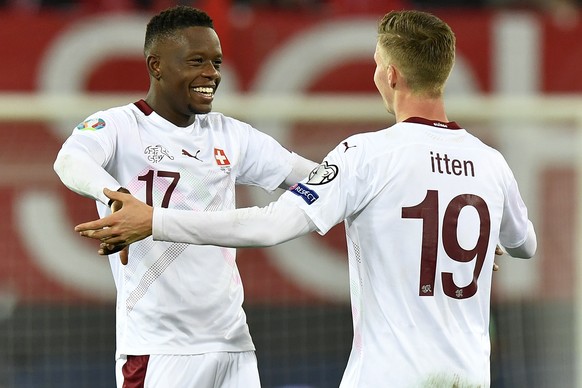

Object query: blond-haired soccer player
[76,10,536,387]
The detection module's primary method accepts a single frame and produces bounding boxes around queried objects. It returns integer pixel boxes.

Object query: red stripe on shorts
[122,355,150,388]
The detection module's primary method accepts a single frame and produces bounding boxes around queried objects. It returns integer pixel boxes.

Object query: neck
[144,91,196,128]
[393,92,448,123]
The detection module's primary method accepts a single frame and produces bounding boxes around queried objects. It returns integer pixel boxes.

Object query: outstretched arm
[280,152,318,189]
[154,199,315,247]
[75,188,316,255]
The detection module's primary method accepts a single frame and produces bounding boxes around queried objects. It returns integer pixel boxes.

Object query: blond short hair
[377,10,455,97]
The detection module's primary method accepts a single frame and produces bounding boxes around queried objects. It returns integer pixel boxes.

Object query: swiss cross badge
[214,148,230,165]
[214,148,231,172]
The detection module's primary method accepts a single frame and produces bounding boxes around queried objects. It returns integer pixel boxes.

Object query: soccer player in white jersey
[75,10,537,388]
[53,6,317,388]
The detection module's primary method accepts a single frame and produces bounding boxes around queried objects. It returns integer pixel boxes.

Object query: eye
[187,57,204,66]
[213,60,222,69]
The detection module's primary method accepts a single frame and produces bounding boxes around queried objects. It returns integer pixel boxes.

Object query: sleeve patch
[289,183,319,205]
[76,118,106,131]
[306,161,338,185]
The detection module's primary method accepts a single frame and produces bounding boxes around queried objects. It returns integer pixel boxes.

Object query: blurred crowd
[0,0,580,13]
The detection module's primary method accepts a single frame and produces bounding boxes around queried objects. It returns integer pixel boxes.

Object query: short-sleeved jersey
[63,100,293,357]
[281,117,531,387]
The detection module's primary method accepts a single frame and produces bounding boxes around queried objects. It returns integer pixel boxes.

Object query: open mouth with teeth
[192,86,214,98]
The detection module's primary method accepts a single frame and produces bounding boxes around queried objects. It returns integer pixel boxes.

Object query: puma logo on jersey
[343,141,357,153]
[144,145,174,163]
[182,149,203,162]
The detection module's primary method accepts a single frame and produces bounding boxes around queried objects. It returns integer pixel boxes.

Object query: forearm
[280,152,318,189]
[54,139,121,205]
[504,220,537,259]
[153,200,316,247]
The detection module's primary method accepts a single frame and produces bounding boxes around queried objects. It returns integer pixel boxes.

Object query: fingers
[111,199,123,213]
[75,219,110,233]
[77,227,127,246]
[98,243,129,266]
[103,187,125,201]
[77,228,107,239]
[75,210,120,234]
[119,246,129,265]
[97,242,129,265]
[98,242,126,255]
[493,245,502,272]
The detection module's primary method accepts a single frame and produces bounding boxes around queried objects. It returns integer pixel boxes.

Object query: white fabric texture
[153,200,315,247]
[155,117,536,387]
[282,118,535,387]
[54,135,122,205]
[281,152,319,189]
[54,101,297,358]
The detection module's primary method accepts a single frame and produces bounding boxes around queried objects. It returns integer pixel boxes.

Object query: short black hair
[144,6,214,54]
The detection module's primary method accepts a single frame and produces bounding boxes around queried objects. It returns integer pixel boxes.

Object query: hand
[108,196,129,265]
[493,245,504,272]
[75,188,154,264]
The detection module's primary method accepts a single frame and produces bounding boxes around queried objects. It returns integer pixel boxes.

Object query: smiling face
[146,26,222,126]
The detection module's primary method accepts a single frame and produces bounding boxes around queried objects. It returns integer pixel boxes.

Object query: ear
[387,64,397,89]
[146,54,161,80]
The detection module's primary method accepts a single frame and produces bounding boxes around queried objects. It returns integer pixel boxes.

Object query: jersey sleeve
[53,111,123,205]
[234,123,294,192]
[279,135,378,235]
[499,170,531,249]
[282,152,319,189]
[153,199,316,247]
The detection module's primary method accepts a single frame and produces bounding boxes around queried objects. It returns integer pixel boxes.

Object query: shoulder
[341,128,390,147]
[80,103,136,126]
[73,104,141,137]
[198,112,251,130]
[334,127,395,158]
[463,132,509,164]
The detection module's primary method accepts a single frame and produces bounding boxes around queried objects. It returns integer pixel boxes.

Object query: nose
[202,62,220,79]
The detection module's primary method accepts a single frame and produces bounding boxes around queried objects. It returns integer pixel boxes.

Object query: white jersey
[57,100,294,357]
[281,117,531,387]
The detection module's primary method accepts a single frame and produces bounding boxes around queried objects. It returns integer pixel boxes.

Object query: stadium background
[1,0,581,386]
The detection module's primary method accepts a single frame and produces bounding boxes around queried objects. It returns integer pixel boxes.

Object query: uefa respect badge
[289,183,319,205]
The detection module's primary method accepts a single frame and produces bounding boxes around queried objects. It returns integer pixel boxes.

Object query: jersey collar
[134,99,154,115]
[403,117,462,130]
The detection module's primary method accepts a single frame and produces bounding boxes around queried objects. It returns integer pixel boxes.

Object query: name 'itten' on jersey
[429,151,475,177]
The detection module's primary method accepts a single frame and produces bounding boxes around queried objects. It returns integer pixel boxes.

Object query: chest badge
[144,145,174,163]
[214,148,231,173]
